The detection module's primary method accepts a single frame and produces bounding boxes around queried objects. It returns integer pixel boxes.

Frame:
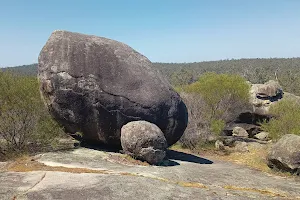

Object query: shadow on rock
[80,142,122,153]
[158,159,180,167]
[78,144,213,166]
[166,150,213,165]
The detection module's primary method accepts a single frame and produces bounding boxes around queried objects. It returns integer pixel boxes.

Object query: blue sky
[0,0,300,67]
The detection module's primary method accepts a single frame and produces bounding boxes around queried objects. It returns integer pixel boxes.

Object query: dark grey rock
[38,30,188,147]
[223,123,261,138]
[121,121,167,164]
[267,134,300,174]
[220,136,268,146]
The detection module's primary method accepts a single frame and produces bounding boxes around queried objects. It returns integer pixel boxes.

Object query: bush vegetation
[0,72,65,160]
[154,57,300,96]
[5,58,300,96]
[178,72,251,149]
[4,58,300,152]
[260,99,300,140]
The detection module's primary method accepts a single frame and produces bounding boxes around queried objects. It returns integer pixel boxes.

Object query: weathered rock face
[267,134,300,174]
[254,80,282,98]
[250,80,283,116]
[38,30,188,147]
[121,121,167,164]
[233,141,249,153]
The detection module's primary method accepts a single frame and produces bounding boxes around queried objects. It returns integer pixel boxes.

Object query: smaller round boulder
[121,121,167,165]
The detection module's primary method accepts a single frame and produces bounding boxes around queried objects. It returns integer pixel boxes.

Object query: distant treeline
[2,63,38,76]
[2,57,300,95]
[154,58,300,96]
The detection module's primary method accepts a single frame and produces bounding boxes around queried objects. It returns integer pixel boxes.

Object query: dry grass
[223,185,288,198]
[106,154,150,166]
[4,154,299,199]
[169,143,183,151]
[5,155,210,191]
[216,145,271,172]
[171,143,295,178]
[176,181,208,189]
[5,156,110,174]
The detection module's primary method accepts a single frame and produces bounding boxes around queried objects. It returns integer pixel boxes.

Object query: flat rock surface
[1,148,300,200]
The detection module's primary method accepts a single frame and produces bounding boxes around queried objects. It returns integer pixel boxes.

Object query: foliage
[0,72,64,159]
[154,57,300,96]
[184,72,250,122]
[210,119,226,135]
[179,73,250,149]
[170,68,195,86]
[260,99,300,140]
[4,58,300,96]
[178,93,210,149]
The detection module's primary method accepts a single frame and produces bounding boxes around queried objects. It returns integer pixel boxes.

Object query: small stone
[232,127,249,137]
[234,141,249,153]
[215,140,225,150]
[254,132,269,141]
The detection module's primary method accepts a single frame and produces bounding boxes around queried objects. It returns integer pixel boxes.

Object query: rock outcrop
[121,121,167,164]
[223,122,260,138]
[223,80,299,140]
[267,134,300,174]
[38,30,188,147]
[250,80,283,116]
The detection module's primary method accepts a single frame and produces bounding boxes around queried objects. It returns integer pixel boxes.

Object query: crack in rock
[13,172,47,200]
[8,161,298,199]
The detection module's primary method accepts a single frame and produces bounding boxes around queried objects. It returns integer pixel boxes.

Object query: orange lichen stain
[176,181,208,189]
[6,156,110,174]
[223,185,288,198]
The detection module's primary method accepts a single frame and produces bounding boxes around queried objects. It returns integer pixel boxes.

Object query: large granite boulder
[267,134,300,174]
[38,30,188,147]
[121,121,167,164]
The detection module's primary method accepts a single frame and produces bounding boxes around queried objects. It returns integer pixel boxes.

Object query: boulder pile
[218,80,287,152]
[218,80,300,164]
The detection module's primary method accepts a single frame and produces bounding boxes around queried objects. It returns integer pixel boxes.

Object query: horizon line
[1,56,300,68]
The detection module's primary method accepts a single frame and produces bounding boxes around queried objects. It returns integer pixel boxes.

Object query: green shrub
[184,72,250,127]
[170,69,195,87]
[260,99,300,140]
[210,119,226,135]
[0,72,64,159]
[179,73,250,149]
